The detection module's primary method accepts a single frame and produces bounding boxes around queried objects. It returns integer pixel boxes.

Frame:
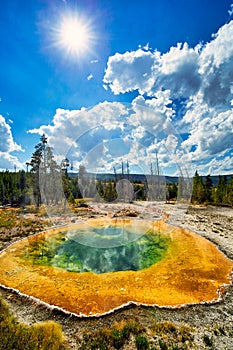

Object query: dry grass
[0,207,52,251]
[0,297,67,350]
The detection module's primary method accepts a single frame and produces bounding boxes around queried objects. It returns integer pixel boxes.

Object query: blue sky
[0,0,233,176]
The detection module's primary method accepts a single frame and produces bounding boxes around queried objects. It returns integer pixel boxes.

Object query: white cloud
[205,153,233,175]
[0,115,22,153]
[201,21,233,68]
[0,152,23,171]
[0,115,24,170]
[228,3,233,17]
[28,102,128,157]
[28,102,188,177]
[103,20,233,175]
[130,92,174,133]
[199,21,233,107]
[158,43,201,98]
[139,43,150,51]
[103,43,201,99]
[30,19,233,176]
[103,49,158,95]
[87,74,93,80]
[182,110,233,157]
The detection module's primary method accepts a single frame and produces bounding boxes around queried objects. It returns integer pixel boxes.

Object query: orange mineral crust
[0,219,232,316]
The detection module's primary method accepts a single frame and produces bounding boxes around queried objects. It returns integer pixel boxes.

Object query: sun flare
[54,14,94,58]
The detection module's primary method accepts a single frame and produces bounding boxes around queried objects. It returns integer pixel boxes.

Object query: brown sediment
[0,218,232,316]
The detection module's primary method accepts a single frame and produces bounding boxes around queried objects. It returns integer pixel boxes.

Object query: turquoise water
[23,226,170,274]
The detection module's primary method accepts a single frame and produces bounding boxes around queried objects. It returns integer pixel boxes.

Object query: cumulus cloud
[103,49,158,95]
[103,20,233,175]
[28,101,187,176]
[0,115,22,153]
[199,21,233,107]
[0,152,23,170]
[28,102,128,157]
[158,43,201,98]
[30,20,233,176]
[103,43,201,99]
[0,115,23,170]
[182,110,233,157]
[130,92,174,134]
[206,152,233,175]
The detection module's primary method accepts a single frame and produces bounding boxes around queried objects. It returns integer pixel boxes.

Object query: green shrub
[111,329,125,349]
[159,339,168,349]
[203,334,213,347]
[80,320,145,349]
[135,335,149,349]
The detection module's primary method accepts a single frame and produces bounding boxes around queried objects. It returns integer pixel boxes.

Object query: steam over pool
[23,222,170,273]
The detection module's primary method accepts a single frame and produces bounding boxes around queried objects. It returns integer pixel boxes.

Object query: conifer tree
[205,174,213,203]
[29,134,60,207]
[167,183,178,201]
[226,176,233,206]
[29,134,47,207]
[214,175,227,205]
[191,170,206,204]
[104,181,117,202]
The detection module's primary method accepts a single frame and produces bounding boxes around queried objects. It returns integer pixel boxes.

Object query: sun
[59,17,90,55]
[53,13,95,59]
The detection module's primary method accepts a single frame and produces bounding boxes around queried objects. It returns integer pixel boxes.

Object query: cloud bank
[103,20,233,175]
[29,20,233,176]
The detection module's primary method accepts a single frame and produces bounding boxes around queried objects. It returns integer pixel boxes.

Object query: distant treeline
[0,169,174,207]
[0,170,30,207]
[1,169,233,208]
[191,171,233,206]
[0,135,232,207]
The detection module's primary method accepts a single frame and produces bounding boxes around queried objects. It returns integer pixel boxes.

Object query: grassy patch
[152,321,195,349]
[0,297,67,350]
[135,335,149,349]
[0,210,17,228]
[79,320,199,349]
[80,320,144,349]
[0,207,52,250]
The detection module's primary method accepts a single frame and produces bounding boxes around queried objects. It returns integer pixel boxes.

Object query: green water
[22,227,170,274]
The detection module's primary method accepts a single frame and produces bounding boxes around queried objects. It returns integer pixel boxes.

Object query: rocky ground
[0,203,233,349]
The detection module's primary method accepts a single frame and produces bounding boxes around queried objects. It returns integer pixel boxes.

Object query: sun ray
[50,11,96,60]
[59,17,90,55]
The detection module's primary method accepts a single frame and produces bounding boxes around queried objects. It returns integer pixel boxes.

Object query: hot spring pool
[0,218,232,316]
[22,220,170,274]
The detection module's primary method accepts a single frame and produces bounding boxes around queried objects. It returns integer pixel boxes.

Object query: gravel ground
[0,203,233,349]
